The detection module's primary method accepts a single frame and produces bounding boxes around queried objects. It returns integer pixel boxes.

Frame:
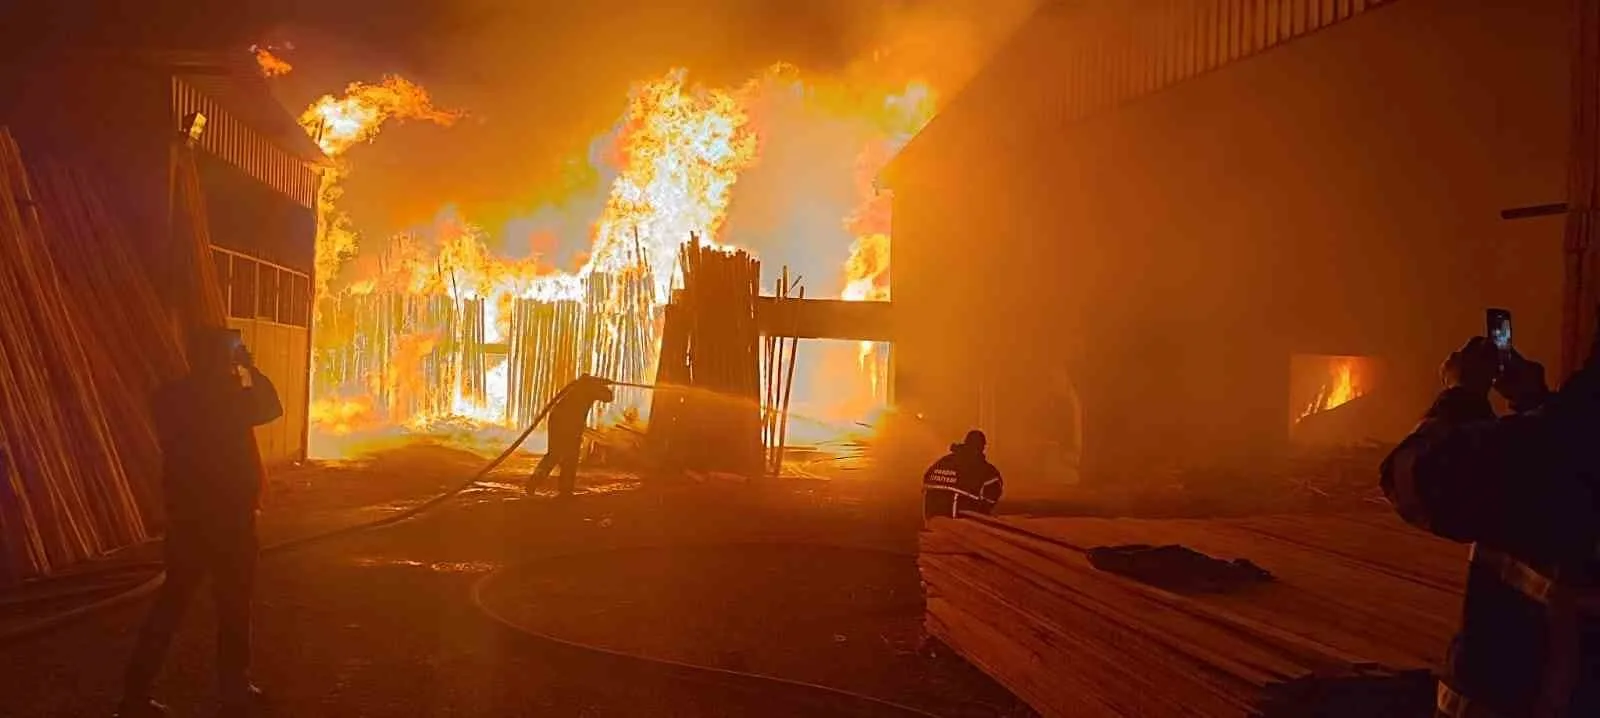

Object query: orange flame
[1300,357,1366,419]
[839,81,936,399]
[584,69,762,302]
[251,45,293,77]
[304,66,944,451]
[300,75,461,157]
[299,76,461,301]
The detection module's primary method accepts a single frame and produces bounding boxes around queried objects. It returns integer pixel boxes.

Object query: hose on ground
[3,376,943,718]
[469,543,940,718]
[0,379,580,644]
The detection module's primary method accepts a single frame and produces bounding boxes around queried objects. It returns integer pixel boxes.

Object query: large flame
[251,45,293,77]
[838,82,936,403]
[298,76,461,301]
[304,65,940,455]
[585,69,762,302]
[1299,357,1366,420]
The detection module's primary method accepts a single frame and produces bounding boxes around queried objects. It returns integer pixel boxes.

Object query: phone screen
[1487,309,1512,351]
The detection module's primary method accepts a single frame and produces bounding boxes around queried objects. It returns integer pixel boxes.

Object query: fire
[298,76,461,301]
[251,45,293,77]
[838,82,936,399]
[1300,357,1366,419]
[300,75,461,157]
[308,396,375,436]
[585,69,761,302]
[304,66,942,453]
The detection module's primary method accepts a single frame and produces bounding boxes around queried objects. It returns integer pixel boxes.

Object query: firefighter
[1380,336,1600,717]
[117,328,282,718]
[922,430,1004,519]
[526,374,614,498]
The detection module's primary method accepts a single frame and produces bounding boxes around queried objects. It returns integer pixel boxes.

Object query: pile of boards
[920,512,1467,717]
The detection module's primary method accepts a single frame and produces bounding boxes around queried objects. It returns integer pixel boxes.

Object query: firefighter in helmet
[526,374,614,498]
[922,429,1004,519]
[1381,336,1600,717]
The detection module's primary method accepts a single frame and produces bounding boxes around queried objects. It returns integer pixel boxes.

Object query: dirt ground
[0,444,1033,717]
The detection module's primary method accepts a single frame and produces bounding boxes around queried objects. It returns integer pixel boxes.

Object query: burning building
[884,0,1578,487]
[0,46,321,580]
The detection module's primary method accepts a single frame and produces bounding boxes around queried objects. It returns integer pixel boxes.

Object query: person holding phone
[117,327,282,718]
[1380,316,1600,718]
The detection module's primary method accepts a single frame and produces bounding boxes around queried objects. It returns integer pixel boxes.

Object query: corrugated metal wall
[170,77,317,210]
[1050,0,1396,125]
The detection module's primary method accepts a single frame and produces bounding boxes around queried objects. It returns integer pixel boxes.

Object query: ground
[0,444,1034,717]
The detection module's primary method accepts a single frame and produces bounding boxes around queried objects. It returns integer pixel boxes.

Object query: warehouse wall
[891,0,1572,487]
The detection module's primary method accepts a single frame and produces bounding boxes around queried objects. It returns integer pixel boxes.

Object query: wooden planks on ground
[920,512,1460,717]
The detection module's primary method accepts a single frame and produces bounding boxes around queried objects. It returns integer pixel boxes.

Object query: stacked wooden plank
[921,512,1466,717]
[457,297,487,410]
[0,132,251,583]
[647,235,764,475]
[506,298,583,427]
[584,268,657,418]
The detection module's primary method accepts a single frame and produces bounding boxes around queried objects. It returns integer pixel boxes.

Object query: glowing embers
[1289,354,1382,444]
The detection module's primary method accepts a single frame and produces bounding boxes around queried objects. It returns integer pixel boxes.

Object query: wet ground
[0,445,1032,717]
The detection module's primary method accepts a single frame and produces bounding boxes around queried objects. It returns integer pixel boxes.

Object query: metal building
[884,0,1584,488]
[2,47,322,465]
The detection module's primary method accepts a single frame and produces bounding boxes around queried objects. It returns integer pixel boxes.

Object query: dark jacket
[1380,372,1600,717]
[922,446,1003,519]
[548,377,615,440]
[152,367,282,521]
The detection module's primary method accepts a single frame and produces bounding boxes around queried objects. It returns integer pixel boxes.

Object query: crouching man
[922,430,1003,520]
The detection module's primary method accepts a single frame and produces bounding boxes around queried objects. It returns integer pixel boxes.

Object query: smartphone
[1486,308,1513,352]
[226,329,248,364]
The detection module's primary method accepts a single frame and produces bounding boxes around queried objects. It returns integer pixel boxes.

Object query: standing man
[526,374,614,498]
[117,328,282,718]
[1380,336,1599,717]
[922,430,1004,519]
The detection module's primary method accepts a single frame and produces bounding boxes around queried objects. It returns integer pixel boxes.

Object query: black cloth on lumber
[922,445,1002,519]
[1086,544,1273,593]
[1380,368,1600,717]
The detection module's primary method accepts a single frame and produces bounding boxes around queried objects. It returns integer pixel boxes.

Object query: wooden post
[1561,0,1600,377]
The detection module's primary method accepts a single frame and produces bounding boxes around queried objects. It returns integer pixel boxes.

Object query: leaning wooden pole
[774,286,805,474]
[1562,0,1600,377]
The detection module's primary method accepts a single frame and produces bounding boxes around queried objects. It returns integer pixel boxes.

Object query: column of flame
[840,82,937,400]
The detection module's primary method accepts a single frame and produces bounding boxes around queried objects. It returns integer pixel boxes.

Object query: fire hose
[0,376,939,717]
[0,378,581,644]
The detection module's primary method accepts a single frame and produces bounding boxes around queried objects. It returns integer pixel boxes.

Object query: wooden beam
[754,297,894,342]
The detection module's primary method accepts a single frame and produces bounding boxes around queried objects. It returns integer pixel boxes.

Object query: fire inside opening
[1288,354,1382,445]
[298,66,926,459]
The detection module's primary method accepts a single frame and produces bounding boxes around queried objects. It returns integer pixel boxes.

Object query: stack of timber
[584,267,657,418]
[0,131,247,583]
[506,298,584,428]
[760,268,803,475]
[921,512,1467,717]
[648,234,763,475]
[457,297,487,410]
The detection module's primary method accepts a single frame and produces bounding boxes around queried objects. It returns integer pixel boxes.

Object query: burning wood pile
[313,264,658,434]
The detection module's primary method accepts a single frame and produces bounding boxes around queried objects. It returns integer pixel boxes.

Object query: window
[257,265,279,322]
[230,260,256,320]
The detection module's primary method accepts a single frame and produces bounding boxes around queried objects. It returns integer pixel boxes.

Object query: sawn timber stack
[920,512,1467,717]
